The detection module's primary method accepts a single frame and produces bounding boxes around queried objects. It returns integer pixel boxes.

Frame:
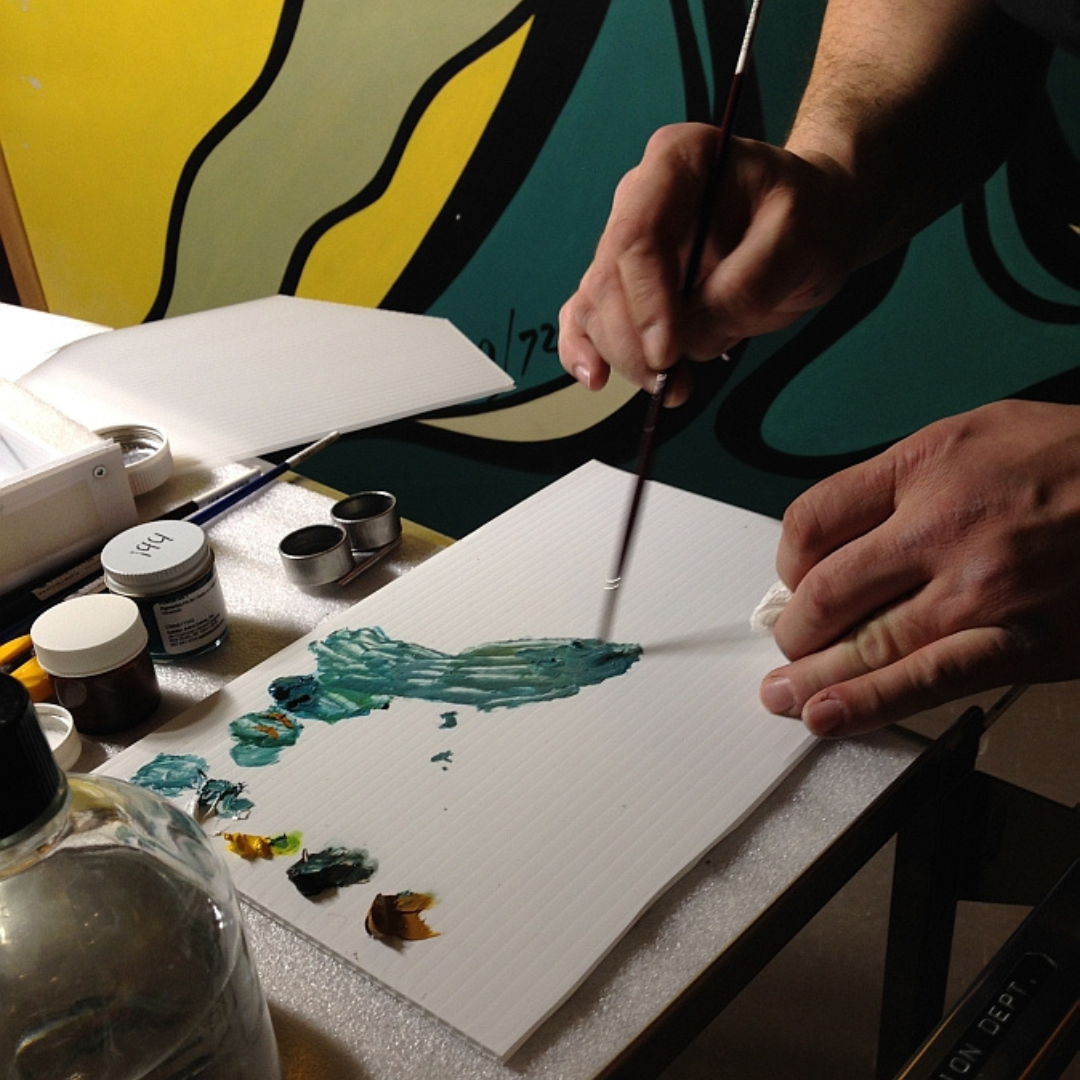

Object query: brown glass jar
[30,594,161,735]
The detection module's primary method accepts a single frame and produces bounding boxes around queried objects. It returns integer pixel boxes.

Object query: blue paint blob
[229,710,303,767]
[268,671,391,722]
[130,753,208,797]
[131,752,255,819]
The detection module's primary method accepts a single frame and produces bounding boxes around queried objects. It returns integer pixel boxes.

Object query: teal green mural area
[296,4,1079,537]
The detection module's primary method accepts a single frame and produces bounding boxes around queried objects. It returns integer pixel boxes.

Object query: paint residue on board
[286,845,379,898]
[229,626,642,766]
[130,752,253,820]
[229,709,303,767]
[438,710,458,729]
[431,750,453,770]
[275,627,642,719]
[222,830,303,860]
[365,891,440,941]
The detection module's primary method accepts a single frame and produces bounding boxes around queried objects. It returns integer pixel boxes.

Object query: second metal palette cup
[331,491,400,553]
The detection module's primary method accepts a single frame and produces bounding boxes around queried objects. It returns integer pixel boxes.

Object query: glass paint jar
[0,674,282,1079]
[30,593,161,735]
[101,519,229,661]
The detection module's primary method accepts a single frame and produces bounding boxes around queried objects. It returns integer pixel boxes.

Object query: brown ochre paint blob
[366,891,440,941]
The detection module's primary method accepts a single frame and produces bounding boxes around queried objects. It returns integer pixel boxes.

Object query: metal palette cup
[278,524,354,586]
[331,491,401,552]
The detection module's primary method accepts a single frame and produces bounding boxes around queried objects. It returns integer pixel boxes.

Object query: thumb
[798,626,1018,737]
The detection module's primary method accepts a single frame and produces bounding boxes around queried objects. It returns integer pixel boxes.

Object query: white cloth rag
[750,580,791,634]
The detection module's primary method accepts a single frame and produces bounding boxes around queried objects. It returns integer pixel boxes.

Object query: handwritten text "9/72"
[478,309,557,378]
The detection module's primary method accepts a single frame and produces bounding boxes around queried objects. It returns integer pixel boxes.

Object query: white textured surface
[19,296,514,469]
[96,462,821,1058]
[253,731,917,1080]
[0,301,109,381]
[82,463,924,1078]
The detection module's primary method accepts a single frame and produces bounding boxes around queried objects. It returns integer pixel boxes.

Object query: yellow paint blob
[223,832,276,860]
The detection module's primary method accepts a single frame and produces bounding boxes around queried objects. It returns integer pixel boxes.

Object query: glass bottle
[0,673,282,1079]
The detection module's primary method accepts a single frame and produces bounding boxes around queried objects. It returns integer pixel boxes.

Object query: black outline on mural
[963,87,1080,322]
[144,0,304,322]
[373,0,613,315]
[710,248,908,479]
[279,1,550,296]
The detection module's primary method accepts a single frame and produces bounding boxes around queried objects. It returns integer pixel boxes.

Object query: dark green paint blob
[195,778,254,821]
[300,627,641,720]
[130,753,208,797]
[431,750,453,769]
[229,709,303,767]
[269,670,390,722]
[286,845,379,898]
[438,711,458,729]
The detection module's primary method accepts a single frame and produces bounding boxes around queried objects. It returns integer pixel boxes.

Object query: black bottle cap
[0,674,63,840]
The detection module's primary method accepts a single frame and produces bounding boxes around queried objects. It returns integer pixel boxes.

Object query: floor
[658,680,1080,1079]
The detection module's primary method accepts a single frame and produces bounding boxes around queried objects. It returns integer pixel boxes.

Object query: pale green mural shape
[165,0,520,316]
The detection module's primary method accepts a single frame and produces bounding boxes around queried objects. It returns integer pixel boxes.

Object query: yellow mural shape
[296,19,530,308]
[0,1,283,326]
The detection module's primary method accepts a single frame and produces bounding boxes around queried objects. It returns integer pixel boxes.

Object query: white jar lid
[34,703,81,771]
[101,519,210,592]
[94,423,173,496]
[31,594,149,677]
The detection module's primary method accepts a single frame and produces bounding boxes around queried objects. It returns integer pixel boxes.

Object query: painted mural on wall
[2,0,1077,537]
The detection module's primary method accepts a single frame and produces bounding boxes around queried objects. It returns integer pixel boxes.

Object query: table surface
[80,463,946,1080]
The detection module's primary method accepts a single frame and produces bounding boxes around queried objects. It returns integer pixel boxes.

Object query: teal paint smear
[130,753,208,797]
[232,627,641,765]
[229,710,304,767]
[431,750,453,770]
[303,627,641,718]
[286,845,379,898]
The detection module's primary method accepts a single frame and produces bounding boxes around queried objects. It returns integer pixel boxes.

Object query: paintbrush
[186,430,341,526]
[158,466,262,520]
[597,0,763,641]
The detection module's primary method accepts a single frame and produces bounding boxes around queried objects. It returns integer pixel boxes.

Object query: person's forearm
[785,0,1052,265]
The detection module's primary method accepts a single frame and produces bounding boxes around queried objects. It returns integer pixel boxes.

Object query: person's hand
[558,123,861,405]
[760,399,1080,737]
